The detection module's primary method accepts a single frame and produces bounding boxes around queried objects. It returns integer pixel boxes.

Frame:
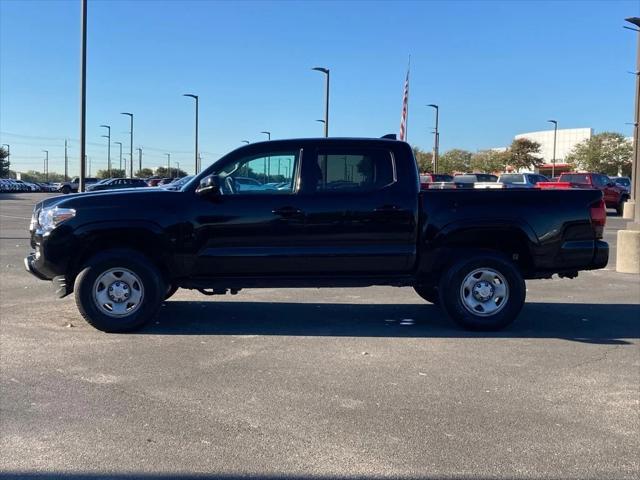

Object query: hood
[33,187,178,212]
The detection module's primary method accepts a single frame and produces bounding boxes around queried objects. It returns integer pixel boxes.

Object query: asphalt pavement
[1,193,638,480]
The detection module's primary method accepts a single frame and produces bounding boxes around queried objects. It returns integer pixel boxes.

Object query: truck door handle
[374,205,401,212]
[272,206,303,217]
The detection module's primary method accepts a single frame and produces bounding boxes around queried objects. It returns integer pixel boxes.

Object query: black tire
[164,283,179,300]
[61,185,71,194]
[414,285,439,304]
[73,249,165,333]
[438,252,525,331]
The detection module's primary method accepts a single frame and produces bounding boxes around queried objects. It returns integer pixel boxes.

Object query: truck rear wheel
[438,252,525,331]
[74,249,165,333]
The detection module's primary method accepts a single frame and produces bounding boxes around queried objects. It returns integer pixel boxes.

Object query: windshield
[499,174,525,184]
[614,178,630,187]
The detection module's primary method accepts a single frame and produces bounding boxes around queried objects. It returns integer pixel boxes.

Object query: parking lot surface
[1,193,639,479]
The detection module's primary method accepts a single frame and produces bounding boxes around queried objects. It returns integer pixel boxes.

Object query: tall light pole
[42,150,48,181]
[616,17,640,274]
[427,104,439,173]
[64,139,68,181]
[166,153,171,178]
[316,119,325,135]
[183,94,199,175]
[79,0,88,192]
[547,120,558,177]
[261,132,271,180]
[137,147,142,175]
[100,124,111,177]
[1,144,9,173]
[312,67,330,137]
[121,112,133,178]
[114,141,123,172]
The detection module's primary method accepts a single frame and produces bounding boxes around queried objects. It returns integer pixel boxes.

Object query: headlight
[37,206,76,233]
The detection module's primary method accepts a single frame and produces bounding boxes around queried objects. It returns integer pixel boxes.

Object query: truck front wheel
[61,185,71,194]
[438,253,525,331]
[74,249,165,333]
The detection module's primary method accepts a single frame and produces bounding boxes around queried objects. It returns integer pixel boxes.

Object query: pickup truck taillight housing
[589,199,606,238]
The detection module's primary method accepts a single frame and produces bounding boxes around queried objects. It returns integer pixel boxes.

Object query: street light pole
[316,119,325,135]
[312,67,330,137]
[166,153,171,178]
[427,104,439,173]
[241,140,250,145]
[121,112,133,177]
[183,94,199,175]
[64,139,68,181]
[261,131,271,180]
[114,141,123,172]
[42,150,48,181]
[100,124,111,177]
[137,147,142,174]
[547,120,558,177]
[79,0,88,192]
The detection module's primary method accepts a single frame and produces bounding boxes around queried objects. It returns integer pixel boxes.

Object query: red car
[419,173,453,189]
[558,172,629,215]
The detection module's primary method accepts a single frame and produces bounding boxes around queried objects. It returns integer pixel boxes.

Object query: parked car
[611,176,631,194]
[157,178,176,186]
[147,177,163,187]
[452,173,499,189]
[26,137,608,333]
[158,175,194,191]
[419,174,454,189]
[58,177,99,194]
[558,172,629,215]
[86,178,149,192]
[498,173,549,188]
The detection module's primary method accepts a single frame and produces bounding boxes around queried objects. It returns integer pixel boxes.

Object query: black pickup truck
[25,137,608,332]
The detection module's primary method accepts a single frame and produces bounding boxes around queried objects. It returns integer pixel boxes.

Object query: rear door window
[310,148,395,193]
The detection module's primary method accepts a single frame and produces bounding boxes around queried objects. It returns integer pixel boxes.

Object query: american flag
[398,68,409,141]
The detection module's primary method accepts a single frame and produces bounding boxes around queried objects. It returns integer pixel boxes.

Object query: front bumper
[24,252,71,298]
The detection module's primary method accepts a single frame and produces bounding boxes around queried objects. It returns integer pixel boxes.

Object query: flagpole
[406,55,410,142]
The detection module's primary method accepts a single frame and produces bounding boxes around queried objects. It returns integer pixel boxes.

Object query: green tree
[155,166,188,178]
[135,168,154,178]
[505,138,543,171]
[470,150,508,174]
[566,132,632,176]
[0,146,9,177]
[439,149,472,174]
[412,146,434,173]
[96,169,126,179]
[20,171,65,183]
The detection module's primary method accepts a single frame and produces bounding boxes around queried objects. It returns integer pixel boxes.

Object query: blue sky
[0,0,638,176]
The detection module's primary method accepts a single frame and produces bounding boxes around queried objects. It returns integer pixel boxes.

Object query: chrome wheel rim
[459,268,509,317]
[93,268,144,318]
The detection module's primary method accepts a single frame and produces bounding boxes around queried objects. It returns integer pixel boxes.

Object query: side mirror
[196,174,221,196]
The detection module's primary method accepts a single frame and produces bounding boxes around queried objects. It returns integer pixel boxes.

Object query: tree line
[414,132,632,176]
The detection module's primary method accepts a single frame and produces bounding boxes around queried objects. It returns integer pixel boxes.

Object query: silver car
[498,173,549,188]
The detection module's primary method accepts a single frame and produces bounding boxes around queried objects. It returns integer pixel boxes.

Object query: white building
[516,127,592,162]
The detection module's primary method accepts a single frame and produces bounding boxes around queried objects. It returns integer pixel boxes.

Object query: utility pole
[137,147,142,175]
[79,0,88,192]
[166,153,171,177]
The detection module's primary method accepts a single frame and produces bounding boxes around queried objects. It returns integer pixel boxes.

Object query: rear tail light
[590,198,606,238]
